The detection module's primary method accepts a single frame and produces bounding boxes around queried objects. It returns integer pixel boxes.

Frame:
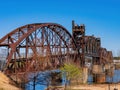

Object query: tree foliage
[60,63,82,81]
[114,57,120,60]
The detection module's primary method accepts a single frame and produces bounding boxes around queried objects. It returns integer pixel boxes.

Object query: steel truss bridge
[0,21,113,77]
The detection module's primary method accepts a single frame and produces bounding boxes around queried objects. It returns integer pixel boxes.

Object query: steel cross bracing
[72,21,113,66]
[0,23,77,75]
[0,22,113,76]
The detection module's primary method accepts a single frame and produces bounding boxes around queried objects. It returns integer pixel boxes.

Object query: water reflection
[106,70,120,83]
[88,70,120,84]
[26,70,120,90]
[25,70,62,90]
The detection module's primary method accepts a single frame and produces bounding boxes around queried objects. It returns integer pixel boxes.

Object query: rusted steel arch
[0,23,77,73]
[0,23,76,46]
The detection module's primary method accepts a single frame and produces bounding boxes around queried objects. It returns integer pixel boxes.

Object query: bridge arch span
[0,23,78,73]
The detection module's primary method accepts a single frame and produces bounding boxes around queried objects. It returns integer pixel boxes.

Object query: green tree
[60,63,82,87]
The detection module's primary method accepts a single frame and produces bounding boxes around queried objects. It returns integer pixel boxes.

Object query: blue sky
[0,0,120,56]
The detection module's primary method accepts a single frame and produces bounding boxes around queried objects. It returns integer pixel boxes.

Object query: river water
[26,70,120,90]
[88,70,120,84]
[25,70,62,90]
[107,70,120,83]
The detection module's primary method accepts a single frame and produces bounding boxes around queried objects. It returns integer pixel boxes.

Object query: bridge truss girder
[0,23,78,74]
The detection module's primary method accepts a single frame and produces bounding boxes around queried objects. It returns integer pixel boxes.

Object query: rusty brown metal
[72,21,113,66]
[0,23,78,75]
[0,21,113,78]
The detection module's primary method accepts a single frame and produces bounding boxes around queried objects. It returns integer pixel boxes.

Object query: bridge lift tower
[72,20,85,67]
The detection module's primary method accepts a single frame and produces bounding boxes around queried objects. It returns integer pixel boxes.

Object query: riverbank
[46,83,120,90]
[66,83,120,90]
[0,71,20,90]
